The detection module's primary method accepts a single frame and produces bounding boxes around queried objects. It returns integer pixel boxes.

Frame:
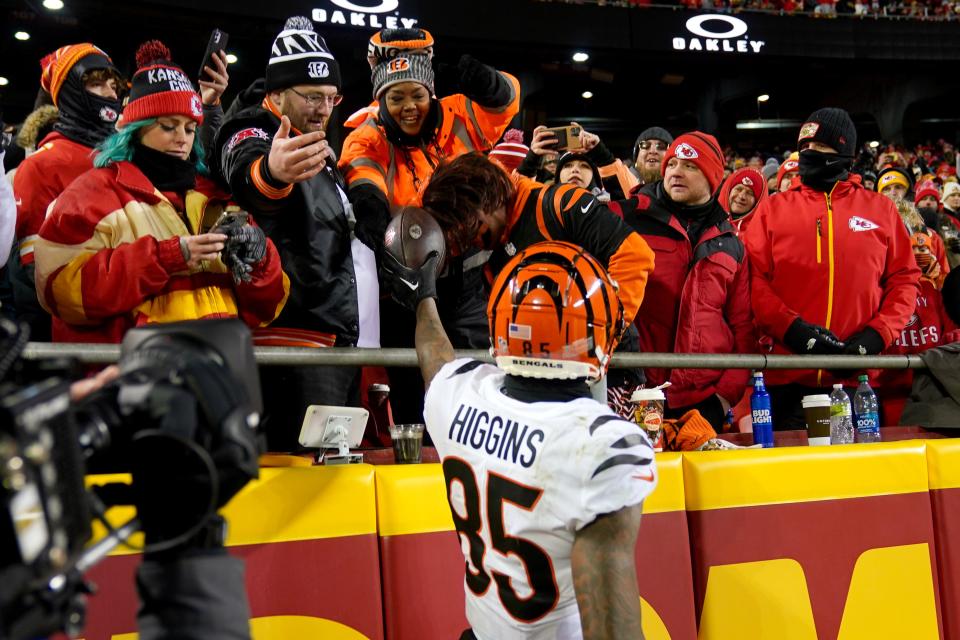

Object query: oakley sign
[312,0,419,29]
[673,15,765,54]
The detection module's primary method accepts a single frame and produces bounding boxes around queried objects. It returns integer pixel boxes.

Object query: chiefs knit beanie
[877,166,913,194]
[488,129,529,172]
[662,131,725,194]
[914,180,941,206]
[797,107,857,157]
[40,43,116,107]
[119,41,203,127]
[266,16,341,91]
[776,152,800,188]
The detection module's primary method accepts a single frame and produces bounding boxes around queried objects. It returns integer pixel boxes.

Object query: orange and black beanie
[367,28,435,69]
[266,16,341,92]
[120,41,203,127]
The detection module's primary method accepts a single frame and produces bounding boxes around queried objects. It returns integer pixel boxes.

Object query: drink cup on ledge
[802,394,832,446]
[389,423,425,463]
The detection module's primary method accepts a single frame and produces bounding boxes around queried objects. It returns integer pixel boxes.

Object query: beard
[640,166,662,185]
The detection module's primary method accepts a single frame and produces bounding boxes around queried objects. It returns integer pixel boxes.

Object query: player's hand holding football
[381,250,440,311]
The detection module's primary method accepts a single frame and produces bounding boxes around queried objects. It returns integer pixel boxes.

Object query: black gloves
[380,250,440,311]
[215,213,267,284]
[783,317,845,355]
[842,326,885,356]
[946,235,960,255]
[434,55,512,108]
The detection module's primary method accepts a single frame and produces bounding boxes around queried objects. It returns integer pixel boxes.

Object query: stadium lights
[14,31,30,41]
[0,77,8,86]
[42,0,65,9]
[869,140,880,148]
[226,53,238,64]
[757,94,770,103]
[582,91,594,99]
[572,52,590,63]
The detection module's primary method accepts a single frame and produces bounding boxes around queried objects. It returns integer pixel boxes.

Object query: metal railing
[21,343,929,370]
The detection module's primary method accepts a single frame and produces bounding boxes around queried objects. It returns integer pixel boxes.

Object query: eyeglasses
[287,87,343,107]
[639,140,668,151]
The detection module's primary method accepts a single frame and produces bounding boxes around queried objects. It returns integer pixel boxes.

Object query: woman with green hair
[33,40,289,343]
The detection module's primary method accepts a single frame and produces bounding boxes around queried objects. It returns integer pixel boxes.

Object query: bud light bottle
[750,371,774,448]
[853,374,881,443]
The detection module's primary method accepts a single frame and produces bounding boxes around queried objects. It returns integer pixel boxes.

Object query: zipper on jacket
[818,188,838,386]
[816,218,822,264]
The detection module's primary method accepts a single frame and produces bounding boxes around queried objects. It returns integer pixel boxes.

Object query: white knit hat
[941,181,960,204]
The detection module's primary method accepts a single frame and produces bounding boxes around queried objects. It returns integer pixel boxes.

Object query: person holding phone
[196,45,231,164]
[32,41,288,344]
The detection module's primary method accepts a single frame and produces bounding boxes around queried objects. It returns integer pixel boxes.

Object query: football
[383,206,446,272]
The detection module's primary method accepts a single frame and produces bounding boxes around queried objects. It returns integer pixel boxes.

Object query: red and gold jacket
[34,161,289,343]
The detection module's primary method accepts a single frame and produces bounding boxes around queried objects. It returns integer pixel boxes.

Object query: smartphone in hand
[542,125,583,152]
[198,28,229,82]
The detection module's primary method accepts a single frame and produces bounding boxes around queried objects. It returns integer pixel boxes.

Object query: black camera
[0,318,262,639]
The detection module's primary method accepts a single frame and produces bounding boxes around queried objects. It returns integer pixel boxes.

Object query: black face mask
[798,149,852,192]
[917,206,940,229]
[53,58,123,149]
[132,141,197,193]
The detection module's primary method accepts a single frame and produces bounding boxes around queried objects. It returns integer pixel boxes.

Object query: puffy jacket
[609,182,754,409]
[743,177,921,387]
[339,70,521,222]
[215,99,361,346]
[34,162,288,343]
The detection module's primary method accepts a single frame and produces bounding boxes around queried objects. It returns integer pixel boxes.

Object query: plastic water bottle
[829,384,854,444]
[853,374,882,443]
[750,371,774,448]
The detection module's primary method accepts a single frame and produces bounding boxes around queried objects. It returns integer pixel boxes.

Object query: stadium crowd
[551,0,960,19]
[1,18,958,449]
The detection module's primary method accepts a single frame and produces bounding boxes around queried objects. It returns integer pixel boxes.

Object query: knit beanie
[488,129,529,172]
[265,16,341,92]
[633,126,673,160]
[719,168,766,216]
[371,52,435,99]
[776,152,800,187]
[367,28,435,69]
[761,157,780,180]
[555,152,602,190]
[662,131,725,194]
[797,107,857,157]
[119,41,203,127]
[941,181,960,205]
[40,43,115,107]
[914,180,940,206]
[877,167,912,194]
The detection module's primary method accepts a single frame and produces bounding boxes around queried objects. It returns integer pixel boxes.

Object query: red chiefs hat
[914,181,940,206]
[662,131,725,193]
[119,40,203,128]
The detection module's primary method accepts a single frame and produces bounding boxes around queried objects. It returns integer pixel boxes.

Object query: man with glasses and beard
[215,16,378,450]
[630,126,674,185]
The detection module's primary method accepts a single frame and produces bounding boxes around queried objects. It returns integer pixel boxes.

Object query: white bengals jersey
[424,359,658,640]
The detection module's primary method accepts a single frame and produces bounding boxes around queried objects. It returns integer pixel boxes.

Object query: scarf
[132,141,197,193]
[798,149,852,192]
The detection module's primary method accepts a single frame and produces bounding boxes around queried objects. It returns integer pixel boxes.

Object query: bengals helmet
[487,241,625,382]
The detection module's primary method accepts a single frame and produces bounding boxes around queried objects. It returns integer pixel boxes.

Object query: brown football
[384,206,446,272]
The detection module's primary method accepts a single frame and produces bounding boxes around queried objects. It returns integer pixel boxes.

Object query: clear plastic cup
[389,423,425,464]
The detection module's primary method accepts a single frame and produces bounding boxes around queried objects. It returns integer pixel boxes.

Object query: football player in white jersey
[383,240,657,640]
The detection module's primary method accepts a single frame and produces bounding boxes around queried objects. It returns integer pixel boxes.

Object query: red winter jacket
[12,131,95,264]
[743,177,921,387]
[610,183,755,409]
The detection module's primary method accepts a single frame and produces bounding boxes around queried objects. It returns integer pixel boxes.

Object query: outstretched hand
[380,250,440,311]
[267,115,329,184]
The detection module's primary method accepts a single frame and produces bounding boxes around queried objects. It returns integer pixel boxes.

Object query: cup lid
[631,389,665,401]
[801,394,831,406]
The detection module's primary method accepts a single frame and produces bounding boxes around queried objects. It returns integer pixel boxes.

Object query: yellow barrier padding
[375,463,455,536]
[682,441,930,511]
[87,466,378,555]
[926,439,960,491]
[644,452,685,515]
[223,466,377,544]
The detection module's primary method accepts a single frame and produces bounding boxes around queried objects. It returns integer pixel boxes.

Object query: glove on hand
[783,318,845,355]
[380,250,440,311]
[842,326,885,356]
[216,221,267,284]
